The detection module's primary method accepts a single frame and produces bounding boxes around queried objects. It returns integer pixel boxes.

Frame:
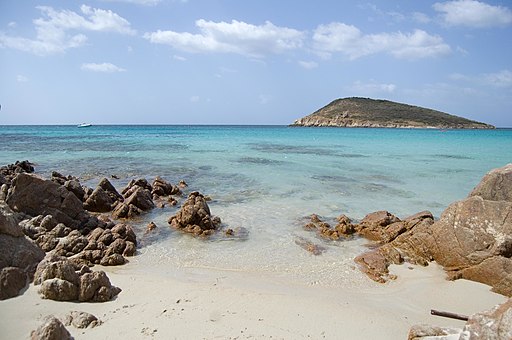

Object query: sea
[1,125,511,286]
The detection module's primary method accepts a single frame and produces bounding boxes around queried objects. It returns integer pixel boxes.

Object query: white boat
[77,123,92,128]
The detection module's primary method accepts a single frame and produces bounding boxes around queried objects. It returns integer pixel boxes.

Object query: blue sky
[1,0,511,126]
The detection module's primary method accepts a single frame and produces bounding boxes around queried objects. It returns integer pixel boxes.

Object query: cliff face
[291,97,495,129]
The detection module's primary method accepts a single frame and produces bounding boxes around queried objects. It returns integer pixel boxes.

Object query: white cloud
[350,80,397,94]
[412,12,431,24]
[16,75,28,82]
[190,95,200,102]
[484,70,512,87]
[173,55,187,61]
[0,5,135,56]
[81,62,126,72]
[8,22,17,28]
[298,60,319,69]
[433,0,512,28]
[312,22,451,60]
[144,19,305,58]
[101,0,162,5]
[258,94,272,104]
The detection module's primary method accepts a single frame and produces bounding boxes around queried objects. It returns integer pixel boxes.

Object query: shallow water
[2,125,511,286]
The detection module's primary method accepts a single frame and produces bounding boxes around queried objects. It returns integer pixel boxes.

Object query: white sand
[0,261,506,340]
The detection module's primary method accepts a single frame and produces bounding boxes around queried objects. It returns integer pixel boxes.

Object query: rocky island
[291,97,495,129]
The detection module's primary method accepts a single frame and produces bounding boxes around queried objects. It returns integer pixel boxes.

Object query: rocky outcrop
[344,164,512,296]
[0,203,45,300]
[34,254,121,302]
[30,315,72,340]
[0,160,34,187]
[7,173,88,228]
[168,191,221,236]
[291,97,494,129]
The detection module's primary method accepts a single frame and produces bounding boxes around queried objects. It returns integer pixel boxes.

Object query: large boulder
[168,191,221,236]
[470,163,512,202]
[0,202,23,237]
[83,187,114,213]
[6,173,88,228]
[0,233,45,299]
[0,160,34,188]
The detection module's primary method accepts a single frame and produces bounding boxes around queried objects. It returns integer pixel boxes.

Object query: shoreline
[0,259,506,339]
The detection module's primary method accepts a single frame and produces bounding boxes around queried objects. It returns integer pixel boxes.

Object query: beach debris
[64,311,102,328]
[30,315,72,340]
[168,191,221,237]
[294,237,325,255]
[430,309,469,321]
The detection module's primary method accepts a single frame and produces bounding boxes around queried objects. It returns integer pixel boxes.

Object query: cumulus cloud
[0,5,135,56]
[350,80,397,94]
[312,22,451,60]
[144,19,305,58]
[16,75,28,82]
[101,0,162,5]
[433,0,512,28]
[81,62,126,72]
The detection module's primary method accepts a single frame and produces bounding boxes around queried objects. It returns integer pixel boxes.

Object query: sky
[0,0,511,126]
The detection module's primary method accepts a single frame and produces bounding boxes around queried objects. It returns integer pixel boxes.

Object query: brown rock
[64,310,102,329]
[124,187,155,211]
[97,177,123,202]
[83,187,114,213]
[168,191,221,236]
[0,267,27,300]
[38,278,79,301]
[470,163,512,202]
[355,210,402,242]
[64,179,86,201]
[79,270,121,302]
[0,202,23,237]
[6,173,87,228]
[152,176,181,197]
[100,254,125,266]
[30,315,72,340]
[407,324,462,340]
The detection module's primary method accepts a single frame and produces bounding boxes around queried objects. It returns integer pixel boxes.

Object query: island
[291,97,495,129]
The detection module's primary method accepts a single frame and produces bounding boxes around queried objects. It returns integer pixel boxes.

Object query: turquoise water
[2,125,511,285]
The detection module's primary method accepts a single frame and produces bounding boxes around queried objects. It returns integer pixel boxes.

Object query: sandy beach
[0,259,506,340]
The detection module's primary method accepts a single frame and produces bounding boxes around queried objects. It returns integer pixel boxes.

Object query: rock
[79,270,121,302]
[30,315,72,340]
[0,202,23,237]
[100,253,125,266]
[146,221,157,232]
[168,191,221,236]
[0,267,27,300]
[83,187,114,213]
[461,298,512,339]
[39,278,79,301]
[34,258,80,286]
[6,173,88,228]
[152,176,181,197]
[0,234,44,292]
[64,311,102,328]
[458,256,512,297]
[112,202,130,219]
[97,177,123,202]
[0,160,34,189]
[354,245,402,283]
[53,230,89,257]
[407,324,462,340]
[355,210,402,242]
[64,179,86,201]
[124,186,155,211]
[470,163,512,202]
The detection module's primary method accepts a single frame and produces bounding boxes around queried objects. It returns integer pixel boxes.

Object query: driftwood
[430,309,469,321]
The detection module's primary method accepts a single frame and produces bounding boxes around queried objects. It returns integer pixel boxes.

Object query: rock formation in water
[291,97,495,129]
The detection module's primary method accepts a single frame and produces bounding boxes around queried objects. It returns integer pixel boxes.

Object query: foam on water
[2,125,511,286]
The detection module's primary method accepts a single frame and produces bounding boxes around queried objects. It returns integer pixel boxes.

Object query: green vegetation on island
[291,97,495,129]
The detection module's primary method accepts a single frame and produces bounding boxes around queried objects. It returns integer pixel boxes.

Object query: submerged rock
[168,191,221,236]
